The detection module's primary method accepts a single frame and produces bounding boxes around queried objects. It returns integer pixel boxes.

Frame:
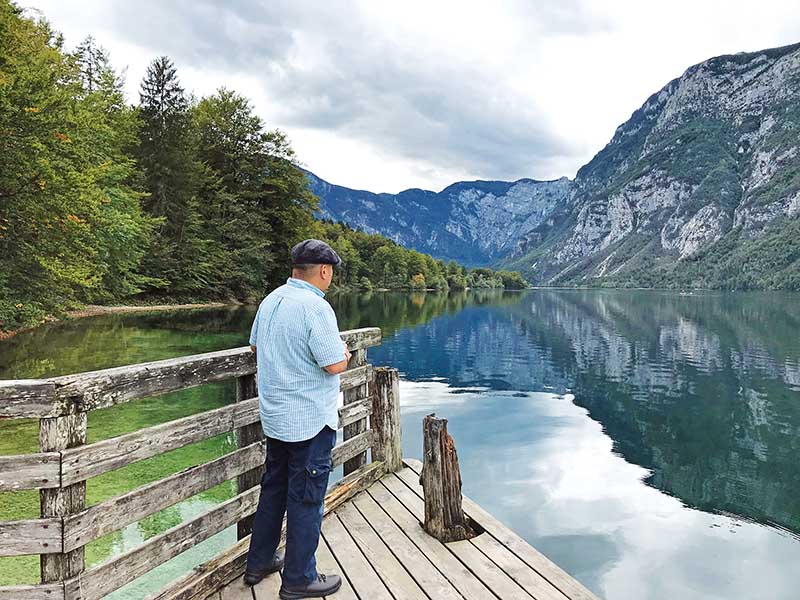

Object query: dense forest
[0,2,525,333]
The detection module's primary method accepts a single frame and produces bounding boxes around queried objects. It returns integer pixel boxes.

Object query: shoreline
[0,302,236,341]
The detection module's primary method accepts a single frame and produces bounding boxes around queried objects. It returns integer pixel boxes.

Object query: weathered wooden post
[235,371,264,539]
[370,367,402,472]
[40,412,87,584]
[342,347,369,476]
[420,413,473,542]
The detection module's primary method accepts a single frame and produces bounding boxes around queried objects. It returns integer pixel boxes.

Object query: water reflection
[1,289,799,599]
[399,381,800,600]
[371,290,800,541]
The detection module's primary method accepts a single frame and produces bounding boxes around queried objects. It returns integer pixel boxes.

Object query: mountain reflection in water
[365,289,800,600]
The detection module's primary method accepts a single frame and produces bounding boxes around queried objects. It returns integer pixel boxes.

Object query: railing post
[371,367,402,472]
[342,348,369,476]
[235,372,264,539]
[39,413,87,584]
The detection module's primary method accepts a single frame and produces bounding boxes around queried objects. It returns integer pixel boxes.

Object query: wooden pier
[0,327,597,600]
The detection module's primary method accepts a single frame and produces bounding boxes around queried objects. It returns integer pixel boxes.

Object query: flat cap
[291,239,342,266]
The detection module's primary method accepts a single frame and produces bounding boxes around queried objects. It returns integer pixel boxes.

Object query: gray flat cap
[291,239,342,266]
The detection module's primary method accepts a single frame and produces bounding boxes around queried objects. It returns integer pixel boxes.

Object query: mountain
[310,41,800,289]
[307,172,571,266]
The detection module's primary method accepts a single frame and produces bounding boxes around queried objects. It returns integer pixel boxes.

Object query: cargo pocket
[302,460,332,504]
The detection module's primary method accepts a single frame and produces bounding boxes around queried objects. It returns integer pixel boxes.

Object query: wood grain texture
[472,534,569,600]
[250,571,281,600]
[0,380,62,418]
[314,535,358,600]
[371,478,494,600]
[39,413,86,584]
[342,349,368,476]
[146,537,252,600]
[0,517,62,556]
[341,327,381,351]
[338,397,372,429]
[62,441,265,552]
[63,488,260,600]
[446,538,535,600]
[370,367,402,473]
[218,577,253,600]
[421,414,472,542]
[60,399,259,486]
[0,453,61,491]
[340,364,372,393]
[322,514,393,600]
[0,582,65,600]
[331,429,374,468]
[51,348,257,413]
[352,492,463,600]
[235,374,263,540]
[385,473,532,599]
[335,502,427,600]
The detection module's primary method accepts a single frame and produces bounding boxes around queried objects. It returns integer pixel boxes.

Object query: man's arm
[323,342,352,374]
[309,304,349,374]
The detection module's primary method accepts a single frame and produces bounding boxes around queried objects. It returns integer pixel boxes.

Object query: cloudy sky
[22,1,800,193]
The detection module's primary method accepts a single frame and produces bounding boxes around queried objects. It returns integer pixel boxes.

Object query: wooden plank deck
[221,460,597,600]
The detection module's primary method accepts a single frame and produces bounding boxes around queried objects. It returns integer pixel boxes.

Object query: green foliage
[593,219,800,291]
[135,56,211,294]
[192,88,316,299]
[0,5,155,330]
[310,221,525,292]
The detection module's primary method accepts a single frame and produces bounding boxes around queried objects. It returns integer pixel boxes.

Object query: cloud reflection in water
[398,379,800,600]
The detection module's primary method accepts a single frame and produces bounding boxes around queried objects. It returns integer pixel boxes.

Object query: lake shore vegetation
[0,2,526,334]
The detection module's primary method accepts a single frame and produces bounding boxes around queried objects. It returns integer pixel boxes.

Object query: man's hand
[343,340,352,363]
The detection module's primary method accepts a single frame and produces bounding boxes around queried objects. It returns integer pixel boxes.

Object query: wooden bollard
[420,413,474,542]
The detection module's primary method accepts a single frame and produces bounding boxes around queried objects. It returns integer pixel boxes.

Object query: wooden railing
[0,327,403,600]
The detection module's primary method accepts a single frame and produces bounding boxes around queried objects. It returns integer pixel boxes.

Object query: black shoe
[279,573,342,599]
[243,548,286,586]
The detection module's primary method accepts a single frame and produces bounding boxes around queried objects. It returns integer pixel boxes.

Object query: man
[244,239,349,599]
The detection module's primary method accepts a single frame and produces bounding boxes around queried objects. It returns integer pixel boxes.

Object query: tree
[192,88,318,298]
[74,35,110,92]
[136,56,210,294]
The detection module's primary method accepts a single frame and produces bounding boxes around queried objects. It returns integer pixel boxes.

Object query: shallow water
[1,289,798,599]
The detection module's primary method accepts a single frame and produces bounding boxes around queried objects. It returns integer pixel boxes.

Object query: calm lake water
[1,289,799,599]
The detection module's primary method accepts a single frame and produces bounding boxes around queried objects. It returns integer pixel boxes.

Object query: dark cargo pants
[245,425,337,587]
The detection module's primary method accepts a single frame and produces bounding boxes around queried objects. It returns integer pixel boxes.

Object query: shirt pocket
[302,459,332,504]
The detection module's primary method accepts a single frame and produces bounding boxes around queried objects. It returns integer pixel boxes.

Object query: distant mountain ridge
[307,171,572,266]
[310,41,800,289]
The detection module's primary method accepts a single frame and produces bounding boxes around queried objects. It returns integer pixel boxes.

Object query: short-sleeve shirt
[249,277,346,442]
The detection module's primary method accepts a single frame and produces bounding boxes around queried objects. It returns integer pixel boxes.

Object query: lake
[1,289,799,599]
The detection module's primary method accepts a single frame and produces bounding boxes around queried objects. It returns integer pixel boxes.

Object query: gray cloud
[100,0,587,181]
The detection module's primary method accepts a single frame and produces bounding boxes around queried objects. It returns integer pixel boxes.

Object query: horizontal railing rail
[0,326,403,600]
[0,328,382,418]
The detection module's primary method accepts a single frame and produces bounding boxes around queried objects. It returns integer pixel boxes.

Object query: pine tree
[74,35,110,92]
[136,56,210,294]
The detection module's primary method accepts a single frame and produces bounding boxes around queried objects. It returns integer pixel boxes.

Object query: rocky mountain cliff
[311,41,800,289]
[308,172,571,266]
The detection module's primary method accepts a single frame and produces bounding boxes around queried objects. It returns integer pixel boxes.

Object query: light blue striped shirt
[249,277,346,442]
